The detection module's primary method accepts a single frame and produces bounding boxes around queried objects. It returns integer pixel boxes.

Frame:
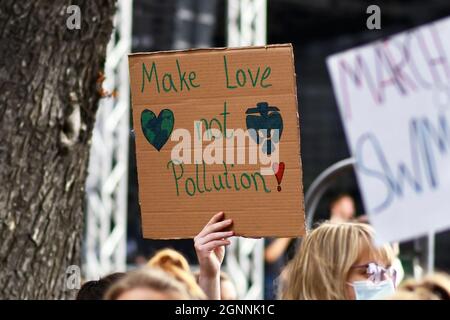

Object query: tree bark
[0,0,116,299]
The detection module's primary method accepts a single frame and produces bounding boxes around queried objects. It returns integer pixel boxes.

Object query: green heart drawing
[140,109,174,151]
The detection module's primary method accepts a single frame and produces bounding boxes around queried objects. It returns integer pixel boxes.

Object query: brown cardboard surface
[129,44,305,239]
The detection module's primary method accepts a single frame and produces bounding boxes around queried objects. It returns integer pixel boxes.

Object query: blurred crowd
[76,197,450,300]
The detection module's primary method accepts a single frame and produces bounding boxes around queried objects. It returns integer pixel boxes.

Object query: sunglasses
[351,262,397,285]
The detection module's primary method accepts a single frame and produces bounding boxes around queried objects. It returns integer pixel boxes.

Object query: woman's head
[104,268,192,300]
[147,249,191,272]
[147,249,206,299]
[282,222,395,300]
[76,272,125,300]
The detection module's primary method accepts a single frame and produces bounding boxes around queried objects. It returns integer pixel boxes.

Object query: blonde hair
[104,268,191,300]
[281,222,395,300]
[388,273,450,300]
[147,249,206,299]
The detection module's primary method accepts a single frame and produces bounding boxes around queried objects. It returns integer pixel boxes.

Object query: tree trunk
[0,0,116,299]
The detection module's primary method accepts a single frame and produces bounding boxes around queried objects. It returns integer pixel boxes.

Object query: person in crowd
[329,193,356,223]
[264,237,293,299]
[194,211,234,299]
[219,271,238,300]
[281,221,397,299]
[76,272,125,300]
[134,255,148,267]
[195,212,398,300]
[147,248,206,299]
[104,268,193,300]
[330,193,404,285]
[194,270,238,300]
[387,272,450,300]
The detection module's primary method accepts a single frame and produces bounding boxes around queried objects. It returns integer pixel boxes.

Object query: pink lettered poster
[327,17,450,244]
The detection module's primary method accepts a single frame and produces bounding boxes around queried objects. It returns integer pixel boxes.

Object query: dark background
[128,0,450,273]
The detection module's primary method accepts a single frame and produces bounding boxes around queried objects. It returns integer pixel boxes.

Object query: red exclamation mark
[273,162,285,192]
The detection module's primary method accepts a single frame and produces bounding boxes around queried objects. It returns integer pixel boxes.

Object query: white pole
[226,0,267,299]
[427,231,435,274]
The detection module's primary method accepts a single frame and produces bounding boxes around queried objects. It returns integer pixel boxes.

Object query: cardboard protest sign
[327,17,450,244]
[128,44,305,239]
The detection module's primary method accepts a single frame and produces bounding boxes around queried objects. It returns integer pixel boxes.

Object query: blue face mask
[351,279,395,300]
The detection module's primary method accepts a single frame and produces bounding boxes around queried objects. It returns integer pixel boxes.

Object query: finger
[203,219,232,235]
[197,231,234,245]
[201,239,231,252]
[198,218,231,239]
[206,211,224,226]
[197,212,224,238]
